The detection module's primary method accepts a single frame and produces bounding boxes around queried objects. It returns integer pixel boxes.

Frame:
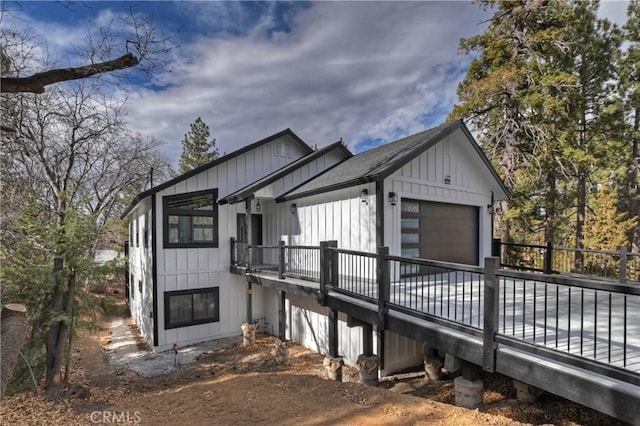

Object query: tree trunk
[44,258,75,390]
[1,304,29,398]
[629,106,639,253]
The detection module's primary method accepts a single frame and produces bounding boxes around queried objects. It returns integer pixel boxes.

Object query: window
[144,212,149,248]
[129,222,134,247]
[135,219,139,247]
[163,189,218,248]
[164,287,220,329]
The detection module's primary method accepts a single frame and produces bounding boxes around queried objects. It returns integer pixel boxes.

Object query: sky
[3,1,631,163]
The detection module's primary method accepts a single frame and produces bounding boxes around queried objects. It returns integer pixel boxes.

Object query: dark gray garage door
[401,199,479,265]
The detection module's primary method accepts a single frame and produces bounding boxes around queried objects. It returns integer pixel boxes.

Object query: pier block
[357,354,380,386]
[323,356,344,381]
[514,380,544,403]
[454,376,484,409]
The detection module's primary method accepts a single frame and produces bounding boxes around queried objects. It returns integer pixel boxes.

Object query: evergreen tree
[584,182,638,251]
[449,0,571,246]
[178,117,218,174]
[619,0,640,252]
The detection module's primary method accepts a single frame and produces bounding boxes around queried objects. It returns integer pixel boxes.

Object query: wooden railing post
[329,240,338,288]
[319,241,329,305]
[230,237,236,266]
[377,247,390,329]
[278,240,286,279]
[620,246,628,284]
[544,241,553,275]
[377,246,390,370]
[483,257,500,372]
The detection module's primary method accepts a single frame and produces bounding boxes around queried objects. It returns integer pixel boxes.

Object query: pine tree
[619,0,640,252]
[178,117,218,174]
[449,0,571,245]
[584,182,638,251]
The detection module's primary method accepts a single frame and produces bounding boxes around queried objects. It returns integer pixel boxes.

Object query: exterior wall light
[290,203,297,214]
[389,192,398,206]
[444,175,451,185]
[360,189,369,204]
[255,199,261,212]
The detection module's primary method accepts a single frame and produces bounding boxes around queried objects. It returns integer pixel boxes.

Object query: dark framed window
[135,219,139,247]
[164,287,219,329]
[144,212,149,248]
[163,189,218,248]
[129,222,134,247]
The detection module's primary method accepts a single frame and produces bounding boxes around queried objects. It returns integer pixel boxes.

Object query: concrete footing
[513,380,544,402]
[454,376,484,408]
[423,355,443,382]
[323,356,344,381]
[241,322,257,346]
[357,354,379,386]
[274,339,289,365]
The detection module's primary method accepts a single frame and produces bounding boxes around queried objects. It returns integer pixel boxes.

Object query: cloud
[123,1,489,161]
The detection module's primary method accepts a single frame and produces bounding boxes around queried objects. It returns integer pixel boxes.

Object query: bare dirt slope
[0,298,627,426]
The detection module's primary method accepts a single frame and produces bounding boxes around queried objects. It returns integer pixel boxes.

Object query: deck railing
[317,243,640,382]
[232,237,640,381]
[231,238,321,281]
[497,240,640,283]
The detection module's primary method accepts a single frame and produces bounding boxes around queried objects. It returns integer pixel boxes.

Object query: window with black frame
[163,189,218,248]
[164,287,219,329]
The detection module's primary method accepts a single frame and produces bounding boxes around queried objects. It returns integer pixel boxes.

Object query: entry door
[237,214,263,263]
[400,199,479,265]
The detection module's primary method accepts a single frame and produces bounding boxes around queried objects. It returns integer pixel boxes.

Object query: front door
[237,214,263,264]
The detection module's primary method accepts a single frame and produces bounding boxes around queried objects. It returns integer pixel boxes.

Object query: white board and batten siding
[127,198,155,345]
[384,129,495,265]
[149,134,309,351]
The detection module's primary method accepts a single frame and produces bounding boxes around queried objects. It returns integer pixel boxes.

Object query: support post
[278,290,286,340]
[544,241,553,275]
[246,280,253,325]
[362,323,373,356]
[483,257,499,372]
[328,308,339,358]
[278,240,286,279]
[377,246,389,370]
[620,246,628,284]
[245,198,252,269]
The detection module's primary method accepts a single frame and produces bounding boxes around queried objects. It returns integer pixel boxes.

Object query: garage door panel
[401,199,479,265]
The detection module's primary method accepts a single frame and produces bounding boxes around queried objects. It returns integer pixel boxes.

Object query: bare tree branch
[0,52,139,93]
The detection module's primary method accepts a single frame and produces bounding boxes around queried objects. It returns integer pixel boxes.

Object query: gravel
[103,317,240,377]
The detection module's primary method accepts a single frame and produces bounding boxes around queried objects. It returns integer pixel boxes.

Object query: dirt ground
[0,293,629,426]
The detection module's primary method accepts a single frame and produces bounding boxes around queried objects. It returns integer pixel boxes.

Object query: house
[121,120,508,374]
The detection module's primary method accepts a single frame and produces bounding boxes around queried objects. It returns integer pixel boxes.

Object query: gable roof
[120,128,312,218]
[276,120,509,202]
[219,141,352,205]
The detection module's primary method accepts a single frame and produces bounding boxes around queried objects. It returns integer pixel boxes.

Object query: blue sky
[3,1,630,163]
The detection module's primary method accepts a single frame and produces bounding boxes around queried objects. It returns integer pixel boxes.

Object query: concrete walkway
[104,317,240,377]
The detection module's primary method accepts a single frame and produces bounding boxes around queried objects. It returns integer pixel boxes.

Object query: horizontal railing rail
[497,240,639,283]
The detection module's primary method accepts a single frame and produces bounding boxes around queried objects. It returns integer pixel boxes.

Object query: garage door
[401,199,479,265]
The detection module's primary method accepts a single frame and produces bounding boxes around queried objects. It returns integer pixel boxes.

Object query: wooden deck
[231,251,640,424]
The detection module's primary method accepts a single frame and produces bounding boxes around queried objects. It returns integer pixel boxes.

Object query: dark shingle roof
[277,120,509,202]
[219,141,352,205]
[120,128,312,218]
